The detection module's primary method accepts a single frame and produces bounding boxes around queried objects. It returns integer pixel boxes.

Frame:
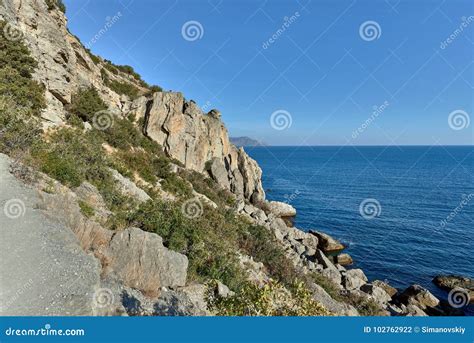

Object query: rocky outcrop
[109,168,151,203]
[267,201,297,218]
[433,275,474,304]
[108,227,188,292]
[141,92,265,204]
[309,230,345,253]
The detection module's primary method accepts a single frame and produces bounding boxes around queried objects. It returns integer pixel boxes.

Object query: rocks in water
[397,285,440,310]
[267,201,297,218]
[335,253,353,266]
[107,227,188,294]
[373,280,398,297]
[342,269,368,290]
[433,275,474,304]
[109,168,151,203]
[309,230,345,253]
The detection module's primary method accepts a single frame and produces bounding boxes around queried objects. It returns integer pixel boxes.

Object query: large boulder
[335,253,353,266]
[343,269,368,290]
[373,280,398,297]
[360,283,392,304]
[109,169,151,203]
[310,230,345,253]
[398,285,440,310]
[107,228,188,294]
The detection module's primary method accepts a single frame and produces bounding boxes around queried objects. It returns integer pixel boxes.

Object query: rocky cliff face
[0,0,265,203]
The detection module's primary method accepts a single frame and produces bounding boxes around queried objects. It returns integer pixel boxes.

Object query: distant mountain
[230,137,267,147]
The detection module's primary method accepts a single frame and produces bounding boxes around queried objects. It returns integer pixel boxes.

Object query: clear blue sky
[64,0,473,145]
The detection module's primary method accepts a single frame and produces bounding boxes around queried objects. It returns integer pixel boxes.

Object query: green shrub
[311,273,343,301]
[104,61,119,75]
[85,49,100,64]
[209,280,330,316]
[161,174,192,197]
[106,79,140,99]
[180,170,235,207]
[79,200,95,218]
[46,0,66,13]
[67,87,107,123]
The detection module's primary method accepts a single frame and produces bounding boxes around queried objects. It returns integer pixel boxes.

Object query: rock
[398,285,440,310]
[336,253,353,266]
[207,158,230,190]
[208,109,221,119]
[192,190,218,209]
[109,168,151,203]
[343,269,368,290]
[238,254,270,287]
[433,275,474,303]
[360,283,392,304]
[373,280,398,297]
[122,286,208,316]
[215,281,234,298]
[308,283,359,316]
[315,249,338,271]
[143,92,265,204]
[267,201,296,218]
[107,227,188,294]
[405,304,428,316]
[309,230,345,253]
[321,268,342,286]
[251,209,268,223]
[74,181,111,220]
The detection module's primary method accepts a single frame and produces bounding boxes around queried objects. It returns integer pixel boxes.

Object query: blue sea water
[246,146,473,301]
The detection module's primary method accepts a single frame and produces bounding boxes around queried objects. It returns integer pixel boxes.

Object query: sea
[246,146,473,307]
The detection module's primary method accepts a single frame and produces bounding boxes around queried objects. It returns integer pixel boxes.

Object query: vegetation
[46,0,66,13]
[106,79,140,99]
[79,200,95,218]
[67,87,107,124]
[208,280,331,316]
[0,20,45,155]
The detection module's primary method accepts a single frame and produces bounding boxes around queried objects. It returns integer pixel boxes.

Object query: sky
[64,0,473,146]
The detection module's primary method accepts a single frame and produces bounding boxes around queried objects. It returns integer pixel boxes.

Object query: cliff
[0,0,458,317]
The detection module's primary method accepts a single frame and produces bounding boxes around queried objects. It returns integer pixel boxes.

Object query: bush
[67,87,107,123]
[79,200,95,218]
[106,79,140,99]
[46,0,66,13]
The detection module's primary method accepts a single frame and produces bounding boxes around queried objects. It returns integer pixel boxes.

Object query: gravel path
[0,154,100,315]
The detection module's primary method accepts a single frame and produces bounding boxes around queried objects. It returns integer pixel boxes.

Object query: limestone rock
[343,269,368,290]
[74,181,111,220]
[336,253,353,266]
[398,285,440,310]
[143,92,265,204]
[373,280,398,297]
[360,283,392,304]
[267,201,297,218]
[433,275,474,303]
[107,228,188,294]
[109,168,151,203]
[310,230,345,253]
